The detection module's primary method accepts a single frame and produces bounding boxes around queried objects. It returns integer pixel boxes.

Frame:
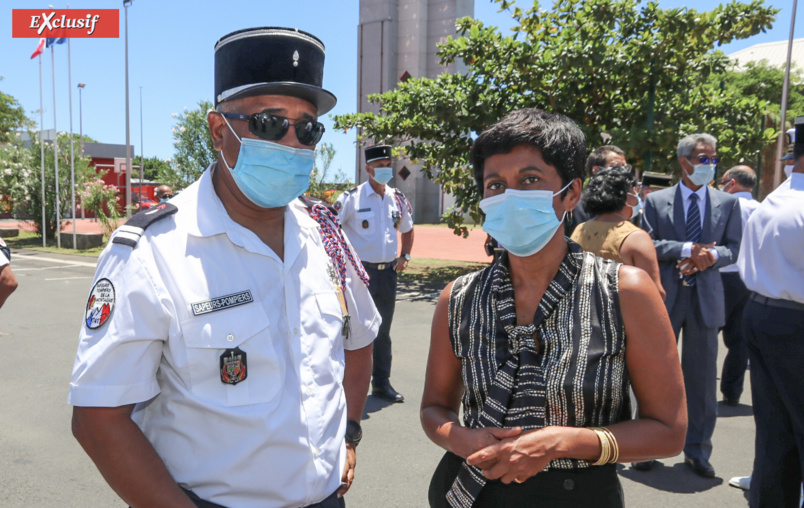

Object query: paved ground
[1,218,493,263]
[0,248,754,507]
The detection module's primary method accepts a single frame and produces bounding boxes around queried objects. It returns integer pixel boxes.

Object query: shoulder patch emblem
[112,202,178,248]
[85,278,115,330]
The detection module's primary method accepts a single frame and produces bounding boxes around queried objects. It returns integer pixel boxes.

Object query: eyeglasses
[690,156,720,165]
[604,163,632,173]
[218,111,325,147]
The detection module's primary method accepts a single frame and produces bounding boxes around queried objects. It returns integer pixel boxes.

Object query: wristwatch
[345,419,362,447]
[402,253,411,261]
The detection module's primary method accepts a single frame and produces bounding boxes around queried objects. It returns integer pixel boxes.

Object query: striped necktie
[684,193,701,286]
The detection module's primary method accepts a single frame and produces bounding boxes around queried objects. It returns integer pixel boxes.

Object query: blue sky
[1,0,801,181]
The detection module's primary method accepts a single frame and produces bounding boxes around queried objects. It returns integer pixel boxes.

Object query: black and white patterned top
[445,241,631,507]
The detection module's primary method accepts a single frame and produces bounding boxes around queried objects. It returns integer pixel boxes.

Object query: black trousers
[744,295,804,508]
[719,272,751,401]
[179,487,345,508]
[429,452,624,508]
[364,263,397,386]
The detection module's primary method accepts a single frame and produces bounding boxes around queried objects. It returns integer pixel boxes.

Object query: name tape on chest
[191,290,254,316]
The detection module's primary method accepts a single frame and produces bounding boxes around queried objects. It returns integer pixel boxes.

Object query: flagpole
[51,43,61,249]
[124,0,133,218]
[68,34,76,250]
[775,0,798,188]
[39,53,46,248]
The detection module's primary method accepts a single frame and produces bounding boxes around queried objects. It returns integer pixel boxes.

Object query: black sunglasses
[218,111,325,147]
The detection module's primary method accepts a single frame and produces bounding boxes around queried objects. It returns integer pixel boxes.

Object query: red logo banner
[12,9,119,38]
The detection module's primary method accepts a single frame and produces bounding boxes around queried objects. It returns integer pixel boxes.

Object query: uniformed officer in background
[335,145,414,403]
[69,27,379,508]
[155,184,174,203]
[737,117,804,507]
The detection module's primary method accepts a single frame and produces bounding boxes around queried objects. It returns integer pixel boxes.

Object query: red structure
[83,142,158,214]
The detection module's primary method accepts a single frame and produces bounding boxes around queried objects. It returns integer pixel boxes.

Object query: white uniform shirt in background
[720,191,760,273]
[335,182,413,263]
[69,168,380,508]
[738,173,804,304]
[0,240,8,267]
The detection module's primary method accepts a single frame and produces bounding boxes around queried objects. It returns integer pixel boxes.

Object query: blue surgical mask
[785,164,793,179]
[220,116,314,208]
[628,193,643,219]
[372,166,393,185]
[479,181,572,257]
[687,162,716,187]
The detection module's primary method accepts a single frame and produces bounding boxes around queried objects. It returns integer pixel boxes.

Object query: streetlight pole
[77,82,85,219]
[124,0,133,218]
[139,86,144,202]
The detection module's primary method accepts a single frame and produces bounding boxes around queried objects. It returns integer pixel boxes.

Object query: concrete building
[357,0,473,223]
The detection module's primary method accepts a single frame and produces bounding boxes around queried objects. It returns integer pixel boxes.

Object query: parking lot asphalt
[0,249,753,507]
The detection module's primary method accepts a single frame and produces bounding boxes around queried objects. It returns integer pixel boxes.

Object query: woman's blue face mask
[219,115,315,209]
[479,181,573,257]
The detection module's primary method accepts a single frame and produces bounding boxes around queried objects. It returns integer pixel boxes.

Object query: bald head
[721,165,756,193]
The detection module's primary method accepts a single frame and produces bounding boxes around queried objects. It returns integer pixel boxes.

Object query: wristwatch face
[346,419,362,446]
[403,254,411,261]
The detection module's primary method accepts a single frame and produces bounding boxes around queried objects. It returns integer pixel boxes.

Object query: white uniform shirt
[334,181,413,263]
[0,238,8,267]
[737,173,804,304]
[720,191,760,273]
[69,168,380,508]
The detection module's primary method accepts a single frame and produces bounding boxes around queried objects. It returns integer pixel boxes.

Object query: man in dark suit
[640,133,742,478]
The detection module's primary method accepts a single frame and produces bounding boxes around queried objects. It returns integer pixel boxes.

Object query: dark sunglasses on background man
[217,111,325,146]
[689,156,720,165]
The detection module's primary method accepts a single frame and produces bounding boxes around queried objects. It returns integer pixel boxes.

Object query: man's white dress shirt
[721,191,760,273]
[69,167,380,508]
[738,173,804,304]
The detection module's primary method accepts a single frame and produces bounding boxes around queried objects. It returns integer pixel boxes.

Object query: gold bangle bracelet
[599,427,619,464]
[591,428,610,466]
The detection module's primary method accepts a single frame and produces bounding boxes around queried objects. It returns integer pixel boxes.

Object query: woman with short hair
[421,109,686,508]
[571,167,666,300]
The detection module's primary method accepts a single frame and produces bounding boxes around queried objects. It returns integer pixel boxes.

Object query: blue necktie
[684,193,701,286]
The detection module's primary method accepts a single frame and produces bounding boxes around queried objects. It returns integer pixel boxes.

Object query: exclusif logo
[12,9,119,38]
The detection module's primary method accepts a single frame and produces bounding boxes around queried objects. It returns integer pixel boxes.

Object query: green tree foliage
[79,173,122,237]
[0,84,34,143]
[307,142,352,203]
[334,0,777,233]
[717,59,804,121]
[164,101,217,190]
[0,131,95,239]
[140,155,172,182]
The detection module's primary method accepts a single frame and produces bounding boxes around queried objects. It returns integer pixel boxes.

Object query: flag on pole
[30,38,45,59]
[46,38,67,47]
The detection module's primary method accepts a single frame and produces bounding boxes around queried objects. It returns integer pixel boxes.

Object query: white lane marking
[12,254,97,268]
[13,265,84,272]
[45,276,93,281]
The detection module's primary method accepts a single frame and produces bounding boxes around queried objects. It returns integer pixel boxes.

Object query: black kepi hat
[214,27,337,115]
[365,145,392,163]
[641,172,673,189]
